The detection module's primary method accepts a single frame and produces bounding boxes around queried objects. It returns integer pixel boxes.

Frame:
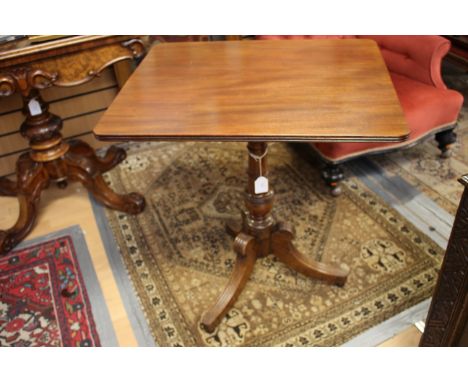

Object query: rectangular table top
[93,39,409,142]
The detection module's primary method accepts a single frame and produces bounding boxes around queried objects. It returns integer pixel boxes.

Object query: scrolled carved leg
[201,232,257,333]
[67,140,127,173]
[435,127,457,159]
[0,155,49,255]
[271,222,349,287]
[94,145,127,173]
[322,163,344,197]
[68,167,145,215]
[0,177,17,197]
[65,140,145,214]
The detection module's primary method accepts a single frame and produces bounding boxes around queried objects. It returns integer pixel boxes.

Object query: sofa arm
[359,35,451,89]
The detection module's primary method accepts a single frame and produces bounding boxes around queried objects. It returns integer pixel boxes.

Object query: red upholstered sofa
[257,35,464,195]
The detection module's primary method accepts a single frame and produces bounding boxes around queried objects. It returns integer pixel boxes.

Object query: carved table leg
[272,222,349,287]
[65,140,145,215]
[0,177,17,197]
[0,154,49,254]
[0,139,144,255]
[201,142,350,332]
[201,232,257,332]
[66,140,127,173]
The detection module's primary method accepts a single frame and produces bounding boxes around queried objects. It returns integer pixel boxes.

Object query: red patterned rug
[0,235,101,346]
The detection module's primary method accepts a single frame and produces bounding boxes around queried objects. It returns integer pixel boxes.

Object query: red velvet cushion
[313,72,464,162]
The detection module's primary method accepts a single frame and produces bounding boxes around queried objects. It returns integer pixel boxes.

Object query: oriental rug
[0,229,101,346]
[100,141,444,346]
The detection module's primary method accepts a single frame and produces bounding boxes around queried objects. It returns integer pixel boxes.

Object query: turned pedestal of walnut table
[94,39,409,332]
[0,36,147,255]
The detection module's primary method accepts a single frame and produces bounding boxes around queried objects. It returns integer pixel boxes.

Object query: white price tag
[28,98,42,116]
[254,176,269,194]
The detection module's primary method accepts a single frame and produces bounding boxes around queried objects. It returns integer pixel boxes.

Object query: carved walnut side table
[93,40,409,332]
[0,36,147,255]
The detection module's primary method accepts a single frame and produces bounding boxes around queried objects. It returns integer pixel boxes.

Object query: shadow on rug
[101,141,444,346]
[0,232,101,346]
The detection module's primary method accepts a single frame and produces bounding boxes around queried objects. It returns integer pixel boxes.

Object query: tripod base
[201,142,349,333]
[0,140,145,255]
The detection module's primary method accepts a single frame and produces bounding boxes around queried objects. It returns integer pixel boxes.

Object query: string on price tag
[250,147,269,194]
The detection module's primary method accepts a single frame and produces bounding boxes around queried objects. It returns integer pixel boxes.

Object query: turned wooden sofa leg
[435,127,457,158]
[322,163,344,197]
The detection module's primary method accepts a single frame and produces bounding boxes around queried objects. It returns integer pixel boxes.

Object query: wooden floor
[0,177,422,347]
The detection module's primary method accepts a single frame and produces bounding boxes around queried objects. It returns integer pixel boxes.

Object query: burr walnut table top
[94,39,409,142]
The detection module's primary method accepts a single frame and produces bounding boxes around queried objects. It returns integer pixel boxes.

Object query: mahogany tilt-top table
[94,39,409,332]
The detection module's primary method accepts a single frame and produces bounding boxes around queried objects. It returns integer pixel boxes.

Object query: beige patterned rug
[101,141,444,346]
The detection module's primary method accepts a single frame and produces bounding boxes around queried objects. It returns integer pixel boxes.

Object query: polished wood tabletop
[94,39,409,142]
